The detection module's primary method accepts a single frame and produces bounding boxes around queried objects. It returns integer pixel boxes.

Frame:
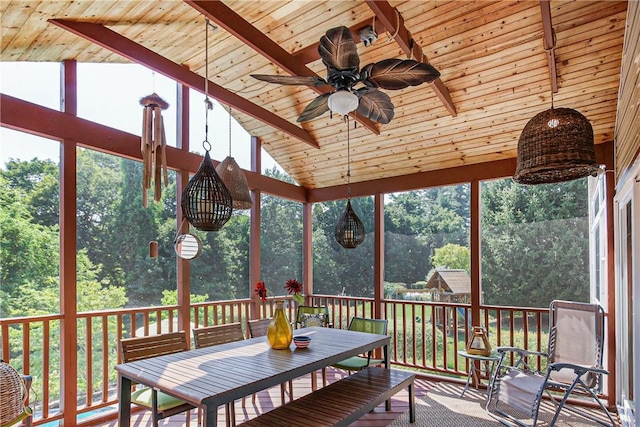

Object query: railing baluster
[101,314,108,403]
[43,320,51,418]
[86,316,93,407]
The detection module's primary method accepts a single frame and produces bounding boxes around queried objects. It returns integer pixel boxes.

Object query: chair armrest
[497,346,546,358]
[496,347,547,372]
[549,362,609,376]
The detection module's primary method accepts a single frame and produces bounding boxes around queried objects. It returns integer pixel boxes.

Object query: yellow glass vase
[267,301,293,349]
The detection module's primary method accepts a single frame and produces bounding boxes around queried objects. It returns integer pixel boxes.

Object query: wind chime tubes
[140,93,169,207]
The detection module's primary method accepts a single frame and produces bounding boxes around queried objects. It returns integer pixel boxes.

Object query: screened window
[481,177,590,308]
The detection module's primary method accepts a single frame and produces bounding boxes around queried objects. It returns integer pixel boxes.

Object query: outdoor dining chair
[486,300,616,427]
[247,318,293,405]
[331,317,389,374]
[119,332,195,427]
[192,323,246,426]
[293,305,333,388]
[294,305,332,329]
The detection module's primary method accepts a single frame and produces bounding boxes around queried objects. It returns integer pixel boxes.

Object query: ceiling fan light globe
[328,90,358,115]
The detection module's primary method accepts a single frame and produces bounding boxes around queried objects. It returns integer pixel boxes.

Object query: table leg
[460,363,475,397]
[408,382,416,423]
[384,344,391,411]
[203,404,218,427]
[118,375,132,427]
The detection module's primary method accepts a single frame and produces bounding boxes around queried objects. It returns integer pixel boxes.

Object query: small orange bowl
[293,336,311,349]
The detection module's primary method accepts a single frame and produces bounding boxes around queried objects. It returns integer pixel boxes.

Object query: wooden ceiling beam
[292,18,388,65]
[48,19,319,149]
[540,0,559,93]
[0,93,308,202]
[185,0,380,136]
[365,0,457,117]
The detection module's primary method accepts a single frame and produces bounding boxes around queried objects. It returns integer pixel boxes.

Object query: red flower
[284,279,304,304]
[255,281,267,301]
[284,279,303,295]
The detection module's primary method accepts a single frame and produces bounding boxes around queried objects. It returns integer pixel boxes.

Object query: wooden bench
[237,367,416,426]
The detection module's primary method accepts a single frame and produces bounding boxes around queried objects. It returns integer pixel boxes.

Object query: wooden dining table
[116,326,390,427]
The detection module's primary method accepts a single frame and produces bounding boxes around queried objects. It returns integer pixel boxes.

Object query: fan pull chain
[346,116,351,198]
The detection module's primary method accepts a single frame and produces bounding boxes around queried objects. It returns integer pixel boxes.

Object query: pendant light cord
[203,19,214,152]
[346,116,351,198]
[228,106,232,156]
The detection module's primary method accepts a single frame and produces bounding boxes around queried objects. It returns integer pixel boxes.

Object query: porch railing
[0,296,551,426]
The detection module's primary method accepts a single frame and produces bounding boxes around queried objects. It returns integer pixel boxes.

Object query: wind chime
[140,92,169,207]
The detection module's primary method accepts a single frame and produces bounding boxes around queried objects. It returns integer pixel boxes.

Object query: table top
[116,326,389,408]
[457,349,500,361]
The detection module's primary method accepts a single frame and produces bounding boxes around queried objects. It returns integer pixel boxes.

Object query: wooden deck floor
[96,368,435,427]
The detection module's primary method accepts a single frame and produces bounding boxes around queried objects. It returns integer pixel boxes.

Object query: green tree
[481,178,590,307]
[431,243,470,273]
[0,174,59,314]
[2,158,59,227]
[312,197,375,297]
[384,186,469,285]
[260,167,304,295]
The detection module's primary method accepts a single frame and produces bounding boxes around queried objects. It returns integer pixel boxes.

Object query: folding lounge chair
[487,300,615,427]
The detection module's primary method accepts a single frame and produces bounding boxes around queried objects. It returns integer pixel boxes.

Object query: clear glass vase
[267,301,293,349]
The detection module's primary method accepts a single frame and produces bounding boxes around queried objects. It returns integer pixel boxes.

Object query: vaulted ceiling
[0,1,627,190]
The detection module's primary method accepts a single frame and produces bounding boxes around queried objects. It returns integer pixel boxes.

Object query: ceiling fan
[251,26,440,125]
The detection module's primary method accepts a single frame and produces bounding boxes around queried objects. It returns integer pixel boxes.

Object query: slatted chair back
[192,322,250,419]
[118,331,194,427]
[247,318,272,338]
[192,322,244,349]
[120,331,189,363]
[348,317,388,335]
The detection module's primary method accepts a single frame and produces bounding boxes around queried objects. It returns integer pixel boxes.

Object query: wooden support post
[249,136,262,319]
[302,203,313,302]
[176,78,191,337]
[374,193,385,320]
[60,59,78,426]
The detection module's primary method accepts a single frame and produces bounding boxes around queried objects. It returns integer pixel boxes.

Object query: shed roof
[425,269,471,294]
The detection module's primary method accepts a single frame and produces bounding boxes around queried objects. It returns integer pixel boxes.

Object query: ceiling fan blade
[318,26,359,72]
[297,93,331,122]
[360,59,440,90]
[251,74,328,87]
[355,88,395,124]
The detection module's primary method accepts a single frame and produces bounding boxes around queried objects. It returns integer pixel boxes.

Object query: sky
[0,61,280,173]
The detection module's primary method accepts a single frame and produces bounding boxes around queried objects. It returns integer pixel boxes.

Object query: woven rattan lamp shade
[514,107,600,184]
[334,200,365,248]
[215,156,253,210]
[181,151,233,231]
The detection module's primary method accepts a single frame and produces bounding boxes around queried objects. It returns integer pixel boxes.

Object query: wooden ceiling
[0,1,627,190]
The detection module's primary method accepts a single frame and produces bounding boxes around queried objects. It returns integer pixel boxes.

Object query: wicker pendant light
[514,103,600,184]
[334,118,365,248]
[215,107,253,210]
[181,19,233,232]
[335,199,365,248]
